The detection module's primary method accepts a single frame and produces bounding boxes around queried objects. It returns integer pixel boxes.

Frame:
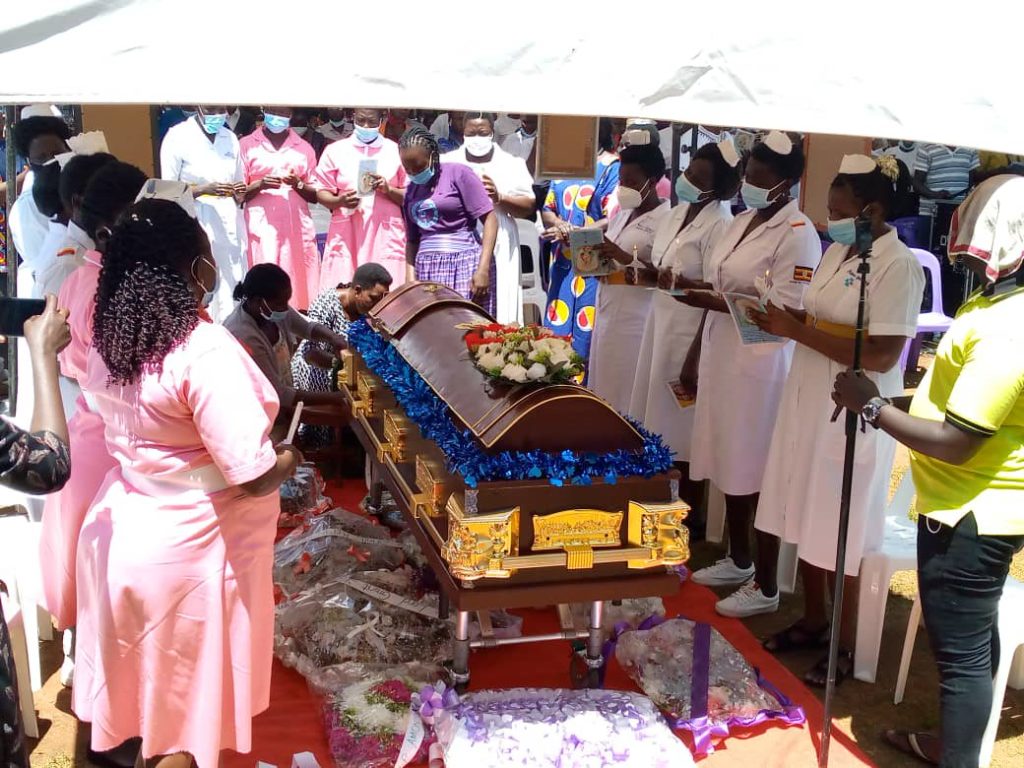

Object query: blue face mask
[675,173,711,205]
[202,113,227,135]
[827,216,858,246]
[409,166,435,185]
[741,179,785,210]
[354,124,380,144]
[263,113,291,134]
[260,300,289,323]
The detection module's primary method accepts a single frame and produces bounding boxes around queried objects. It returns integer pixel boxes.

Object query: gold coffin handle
[626,499,691,569]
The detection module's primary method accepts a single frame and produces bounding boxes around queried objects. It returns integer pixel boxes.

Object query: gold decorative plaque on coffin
[532,509,623,551]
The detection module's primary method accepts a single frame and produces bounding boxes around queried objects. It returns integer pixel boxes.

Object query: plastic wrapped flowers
[274,570,450,675]
[279,463,332,527]
[613,616,805,755]
[414,687,694,767]
[322,671,436,768]
[273,508,406,594]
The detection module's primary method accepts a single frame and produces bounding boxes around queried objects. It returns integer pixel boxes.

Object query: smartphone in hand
[0,298,47,337]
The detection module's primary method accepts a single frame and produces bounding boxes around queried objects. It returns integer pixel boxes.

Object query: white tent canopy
[2,0,1022,154]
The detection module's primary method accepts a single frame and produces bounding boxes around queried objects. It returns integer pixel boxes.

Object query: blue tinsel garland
[348,319,674,487]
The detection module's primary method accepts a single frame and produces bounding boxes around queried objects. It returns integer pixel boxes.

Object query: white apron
[689,201,822,496]
[754,231,924,574]
[587,202,669,414]
[630,202,732,458]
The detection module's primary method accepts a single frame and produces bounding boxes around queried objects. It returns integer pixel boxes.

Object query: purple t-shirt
[402,163,494,247]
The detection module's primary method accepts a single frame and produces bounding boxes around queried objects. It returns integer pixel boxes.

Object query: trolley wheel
[568,642,602,689]
[441,659,471,694]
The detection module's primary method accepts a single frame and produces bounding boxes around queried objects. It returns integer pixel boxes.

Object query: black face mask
[28,161,49,174]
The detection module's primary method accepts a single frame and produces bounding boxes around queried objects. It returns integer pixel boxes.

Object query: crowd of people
[1,102,1022,768]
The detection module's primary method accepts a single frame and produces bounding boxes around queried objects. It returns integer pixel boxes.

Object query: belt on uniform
[804,314,861,340]
[122,463,229,496]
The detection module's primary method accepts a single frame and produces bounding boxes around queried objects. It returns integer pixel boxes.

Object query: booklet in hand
[356,158,379,197]
[666,380,696,410]
[570,227,612,276]
[724,293,785,345]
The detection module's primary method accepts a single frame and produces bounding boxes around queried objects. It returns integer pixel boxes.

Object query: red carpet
[226,478,874,767]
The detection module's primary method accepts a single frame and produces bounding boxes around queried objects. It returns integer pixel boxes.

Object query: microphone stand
[818,217,874,767]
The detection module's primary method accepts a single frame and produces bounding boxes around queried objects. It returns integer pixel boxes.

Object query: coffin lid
[367,282,643,453]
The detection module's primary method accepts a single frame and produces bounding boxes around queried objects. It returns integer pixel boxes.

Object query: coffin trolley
[337,281,690,687]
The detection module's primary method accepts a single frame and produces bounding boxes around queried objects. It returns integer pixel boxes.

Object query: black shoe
[87,738,141,768]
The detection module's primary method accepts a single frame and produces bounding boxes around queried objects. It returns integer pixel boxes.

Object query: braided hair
[93,198,203,385]
[399,126,440,186]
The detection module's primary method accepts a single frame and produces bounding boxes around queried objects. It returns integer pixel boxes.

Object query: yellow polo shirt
[909,284,1024,534]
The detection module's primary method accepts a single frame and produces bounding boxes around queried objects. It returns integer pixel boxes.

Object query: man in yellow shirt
[833,175,1024,767]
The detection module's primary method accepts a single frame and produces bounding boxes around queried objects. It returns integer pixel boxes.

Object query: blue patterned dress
[542,156,619,362]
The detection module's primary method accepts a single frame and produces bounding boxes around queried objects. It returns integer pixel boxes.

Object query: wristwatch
[861,396,890,428]
[295,179,306,192]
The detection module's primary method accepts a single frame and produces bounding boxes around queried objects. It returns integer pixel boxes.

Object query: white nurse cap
[762,130,794,156]
[717,136,741,168]
[839,154,877,175]
[20,103,63,119]
[135,179,198,220]
[51,152,76,169]
[67,130,109,156]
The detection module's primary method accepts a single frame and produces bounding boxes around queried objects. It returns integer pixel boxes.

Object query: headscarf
[948,174,1024,284]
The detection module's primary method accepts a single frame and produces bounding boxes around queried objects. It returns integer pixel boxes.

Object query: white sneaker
[715,582,780,618]
[60,628,74,688]
[59,655,74,688]
[690,557,755,587]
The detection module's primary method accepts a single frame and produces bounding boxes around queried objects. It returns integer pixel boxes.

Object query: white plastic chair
[0,500,49,691]
[517,218,545,324]
[853,470,918,683]
[894,577,1024,767]
[901,248,956,376]
[0,591,39,738]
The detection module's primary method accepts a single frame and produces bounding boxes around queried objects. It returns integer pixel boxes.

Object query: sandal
[762,622,830,653]
[881,729,940,765]
[803,647,853,688]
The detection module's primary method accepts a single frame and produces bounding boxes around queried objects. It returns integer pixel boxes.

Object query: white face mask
[464,135,494,158]
[191,256,218,307]
[293,126,308,137]
[617,181,650,210]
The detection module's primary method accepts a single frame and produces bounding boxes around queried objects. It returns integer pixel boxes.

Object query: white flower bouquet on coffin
[461,322,584,386]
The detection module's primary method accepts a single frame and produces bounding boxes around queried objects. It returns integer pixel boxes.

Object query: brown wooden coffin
[366,281,643,453]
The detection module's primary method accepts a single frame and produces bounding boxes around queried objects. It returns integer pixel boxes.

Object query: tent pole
[670,123,682,206]
[4,105,17,414]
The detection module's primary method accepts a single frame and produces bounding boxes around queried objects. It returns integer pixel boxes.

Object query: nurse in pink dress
[315,107,409,290]
[38,162,148,684]
[72,193,301,768]
[240,107,321,310]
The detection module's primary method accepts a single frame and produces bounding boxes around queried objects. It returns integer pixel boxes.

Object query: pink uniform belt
[122,463,229,495]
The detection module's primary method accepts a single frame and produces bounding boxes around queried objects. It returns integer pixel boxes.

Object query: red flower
[347,544,371,563]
